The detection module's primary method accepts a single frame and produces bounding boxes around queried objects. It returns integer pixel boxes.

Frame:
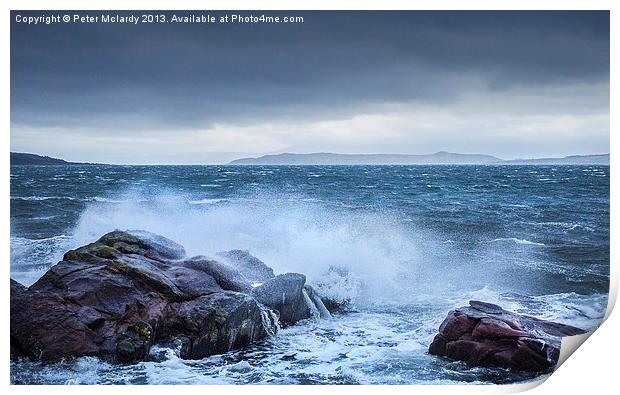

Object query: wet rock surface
[429,300,586,371]
[252,273,312,325]
[10,230,286,363]
[116,322,154,363]
[217,249,275,284]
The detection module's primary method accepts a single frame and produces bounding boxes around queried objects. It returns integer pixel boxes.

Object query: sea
[9,164,610,384]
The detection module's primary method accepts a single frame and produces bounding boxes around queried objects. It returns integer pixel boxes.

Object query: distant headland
[10,152,99,166]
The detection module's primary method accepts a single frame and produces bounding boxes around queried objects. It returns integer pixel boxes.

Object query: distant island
[229,152,610,165]
[10,152,97,166]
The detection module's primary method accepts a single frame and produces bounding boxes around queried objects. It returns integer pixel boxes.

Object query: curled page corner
[557,332,593,368]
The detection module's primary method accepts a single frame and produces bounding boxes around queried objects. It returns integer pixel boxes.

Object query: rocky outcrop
[428,300,586,371]
[216,249,275,284]
[10,230,278,363]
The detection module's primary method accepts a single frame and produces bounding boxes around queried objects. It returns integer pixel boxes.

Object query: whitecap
[91,197,127,203]
[492,237,545,246]
[11,196,78,201]
[32,215,57,220]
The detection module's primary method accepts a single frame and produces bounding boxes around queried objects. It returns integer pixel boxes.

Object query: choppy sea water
[10,165,610,384]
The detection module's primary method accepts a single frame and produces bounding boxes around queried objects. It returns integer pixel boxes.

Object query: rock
[180,256,253,294]
[11,278,103,361]
[162,291,275,358]
[10,230,278,363]
[116,322,153,363]
[469,300,504,314]
[91,229,186,261]
[10,278,26,294]
[429,300,586,371]
[319,296,350,313]
[216,250,275,284]
[252,273,312,325]
[304,285,332,319]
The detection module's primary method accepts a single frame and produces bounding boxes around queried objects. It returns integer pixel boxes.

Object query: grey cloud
[11,11,609,127]
[10,11,610,162]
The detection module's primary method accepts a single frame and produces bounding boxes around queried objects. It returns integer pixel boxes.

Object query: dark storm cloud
[11,11,609,129]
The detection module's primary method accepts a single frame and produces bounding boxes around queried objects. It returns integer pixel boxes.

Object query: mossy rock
[98,230,186,260]
[115,321,154,363]
[63,243,119,263]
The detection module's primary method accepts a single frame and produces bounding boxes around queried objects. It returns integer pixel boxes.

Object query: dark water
[10,165,610,384]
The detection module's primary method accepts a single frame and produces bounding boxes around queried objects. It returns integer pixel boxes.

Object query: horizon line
[10,151,611,166]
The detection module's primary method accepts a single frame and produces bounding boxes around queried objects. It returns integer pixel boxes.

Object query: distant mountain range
[229,152,610,165]
[10,151,610,166]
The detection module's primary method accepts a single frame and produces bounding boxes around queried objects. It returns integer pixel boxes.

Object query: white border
[1,1,616,394]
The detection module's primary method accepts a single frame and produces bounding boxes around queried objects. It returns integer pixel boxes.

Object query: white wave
[32,215,57,220]
[11,196,78,201]
[10,235,74,286]
[10,356,116,385]
[11,234,71,242]
[492,237,545,246]
[91,197,128,203]
[535,222,595,232]
[569,223,595,232]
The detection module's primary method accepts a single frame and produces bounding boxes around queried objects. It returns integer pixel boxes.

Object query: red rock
[439,311,478,340]
[10,230,279,363]
[429,300,586,371]
[472,317,528,339]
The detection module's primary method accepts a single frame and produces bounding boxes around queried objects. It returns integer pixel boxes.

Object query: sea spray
[26,186,576,304]
[67,188,426,305]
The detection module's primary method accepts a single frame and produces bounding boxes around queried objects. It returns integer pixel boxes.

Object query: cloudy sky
[11,11,609,164]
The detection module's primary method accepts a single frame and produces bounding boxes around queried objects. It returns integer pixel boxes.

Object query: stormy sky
[10,11,609,164]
